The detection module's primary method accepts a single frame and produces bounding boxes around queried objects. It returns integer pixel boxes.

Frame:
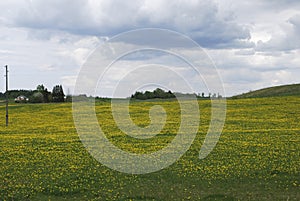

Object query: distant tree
[144,91,154,99]
[132,91,146,100]
[4,90,34,100]
[52,85,65,102]
[30,92,44,103]
[36,84,51,102]
[65,95,72,102]
[131,88,175,100]
[202,92,205,97]
[153,88,165,98]
[217,93,222,99]
[166,90,176,98]
[36,84,45,92]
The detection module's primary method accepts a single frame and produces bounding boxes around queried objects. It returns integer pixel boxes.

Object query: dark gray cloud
[3,0,252,49]
[289,14,300,33]
[13,0,94,33]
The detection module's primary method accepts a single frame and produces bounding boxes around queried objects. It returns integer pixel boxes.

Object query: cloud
[234,49,255,56]
[256,14,300,52]
[260,0,300,9]
[288,14,300,37]
[0,24,101,91]
[2,0,252,49]
[207,48,300,96]
[61,75,77,94]
[0,0,299,96]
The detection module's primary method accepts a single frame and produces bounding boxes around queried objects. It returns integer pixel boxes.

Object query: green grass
[232,83,300,99]
[0,97,299,200]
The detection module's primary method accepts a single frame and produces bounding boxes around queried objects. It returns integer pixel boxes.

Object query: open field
[232,83,300,99]
[0,97,299,200]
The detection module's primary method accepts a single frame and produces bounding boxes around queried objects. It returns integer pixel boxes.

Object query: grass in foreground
[0,96,299,200]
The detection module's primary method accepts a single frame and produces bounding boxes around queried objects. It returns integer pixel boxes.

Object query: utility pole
[5,65,8,126]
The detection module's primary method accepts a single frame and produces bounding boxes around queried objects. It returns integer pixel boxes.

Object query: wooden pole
[5,65,8,126]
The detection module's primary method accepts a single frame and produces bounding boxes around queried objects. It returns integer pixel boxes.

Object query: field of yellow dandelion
[0,96,299,200]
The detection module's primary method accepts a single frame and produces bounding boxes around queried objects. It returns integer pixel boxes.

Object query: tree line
[131,88,223,100]
[131,88,176,100]
[0,86,223,102]
[0,84,68,103]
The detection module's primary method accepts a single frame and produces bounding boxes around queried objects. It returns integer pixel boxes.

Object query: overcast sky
[0,0,299,97]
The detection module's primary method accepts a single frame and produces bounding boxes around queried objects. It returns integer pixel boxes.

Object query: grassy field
[0,96,299,200]
[232,83,300,99]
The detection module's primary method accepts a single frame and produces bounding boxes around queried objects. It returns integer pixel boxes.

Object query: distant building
[15,95,29,103]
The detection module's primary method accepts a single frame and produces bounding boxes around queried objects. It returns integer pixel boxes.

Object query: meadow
[0,96,299,200]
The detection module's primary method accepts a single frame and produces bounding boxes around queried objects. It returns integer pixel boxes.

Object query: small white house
[15,95,29,103]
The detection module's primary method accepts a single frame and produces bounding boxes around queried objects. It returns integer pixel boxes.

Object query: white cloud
[256,14,300,52]
[61,75,77,94]
[0,25,101,91]
[234,49,255,56]
[207,47,300,96]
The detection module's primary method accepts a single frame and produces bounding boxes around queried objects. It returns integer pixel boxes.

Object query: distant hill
[232,83,300,99]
